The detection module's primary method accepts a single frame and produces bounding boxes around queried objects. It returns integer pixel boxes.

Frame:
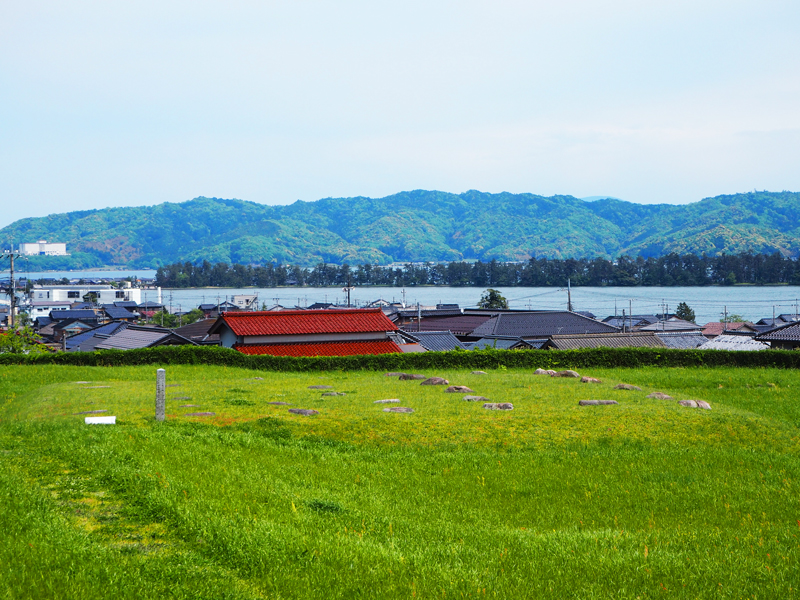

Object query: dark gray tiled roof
[468,337,545,350]
[173,319,220,344]
[93,326,195,350]
[471,311,619,338]
[755,321,800,342]
[66,322,129,351]
[402,331,465,352]
[51,309,99,321]
[639,319,701,332]
[400,314,493,336]
[103,306,139,320]
[544,333,665,350]
[655,332,708,349]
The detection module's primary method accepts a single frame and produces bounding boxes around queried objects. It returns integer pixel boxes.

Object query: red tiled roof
[701,321,754,337]
[212,308,398,337]
[233,339,402,357]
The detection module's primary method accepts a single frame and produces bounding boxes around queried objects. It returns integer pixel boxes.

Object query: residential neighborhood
[1,280,797,354]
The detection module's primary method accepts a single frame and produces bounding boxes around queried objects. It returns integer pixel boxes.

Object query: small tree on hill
[478,288,509,309]
[675,302,695,323]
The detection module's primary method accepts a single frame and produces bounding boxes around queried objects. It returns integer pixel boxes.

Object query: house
[392,330,466,352]
[198,301,239,318]
[27,301,72,320]
[173,319,221,345]
[208,308,402,357]
[91,325,197,351]
[231,294,258,310]
[638,318,702,333]
[463,337,545,350]
[754,321,800,350]
[396,314,494,338]
[101,305,140,322]
[698,334,769,351]
[471,311,619,340]
[655,331,708,349]
[30,284,142,304]
[541,332,666,350]
[701,321,758,339]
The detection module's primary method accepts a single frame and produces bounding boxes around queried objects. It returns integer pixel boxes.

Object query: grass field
[1,363,799,599]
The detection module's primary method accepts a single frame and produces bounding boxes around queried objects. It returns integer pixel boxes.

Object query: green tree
[0,326,51,355]
[675,302,695,323]
[720,313,746,323]
[478,288,508,309]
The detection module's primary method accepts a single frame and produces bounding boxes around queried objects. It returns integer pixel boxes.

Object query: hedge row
[1,345,799,371]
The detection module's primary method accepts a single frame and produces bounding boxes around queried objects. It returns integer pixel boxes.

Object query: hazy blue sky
[2,1,799,228]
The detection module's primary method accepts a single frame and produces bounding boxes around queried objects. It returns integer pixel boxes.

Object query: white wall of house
[30,285,142,304]
[19,241,68,256]
[29,302,72,318]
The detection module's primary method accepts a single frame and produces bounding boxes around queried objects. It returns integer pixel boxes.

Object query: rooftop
[233,339,402,357]
[210,308,398,337]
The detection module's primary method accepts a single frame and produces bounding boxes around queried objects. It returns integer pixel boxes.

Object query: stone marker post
[156,368,166,422]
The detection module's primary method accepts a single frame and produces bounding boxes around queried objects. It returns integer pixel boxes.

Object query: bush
[1,345,799,371]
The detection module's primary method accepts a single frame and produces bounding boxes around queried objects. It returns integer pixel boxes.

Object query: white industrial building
[19,241,68,256]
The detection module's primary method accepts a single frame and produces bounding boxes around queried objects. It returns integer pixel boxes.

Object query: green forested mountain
[1,190,798,269]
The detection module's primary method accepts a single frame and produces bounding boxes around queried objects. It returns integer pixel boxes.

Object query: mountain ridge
[1,190,798,269]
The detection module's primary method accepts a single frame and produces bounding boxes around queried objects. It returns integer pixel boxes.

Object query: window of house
[116,291,125,298]
[67,291,79,298]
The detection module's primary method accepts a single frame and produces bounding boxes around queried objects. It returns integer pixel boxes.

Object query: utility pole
[622,308,626,333]
[2,249,22,329]
[567,278,573,312]
[722,305,728,332]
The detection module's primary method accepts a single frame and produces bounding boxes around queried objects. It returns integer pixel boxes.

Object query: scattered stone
[307,385,333,390]
[421,377,449,385]
[171,396,191,400]
[399,373,426,380]
[268,401,291,405]
[533,369,550,375]
[553,370,580,378]
[581,377,602,384]
[471,371,487,375]
[288,408,319,416]
[579,400,618,406]
[248,377,264,380]
[445,385,474,393]
[463,395,489,402]
[383,407,414,413]
[321,392,345,397]
[374,399,400,404]
[647,392,673,400]
[179,404,200,407]
[74,381,91,384]
[385,372,406,377]
[75,409,108,415]
[679,400,711,410]
[185,412,216,417]
[82,386,111,389]
[614,384,642,391]
[85,416,116,424]
[483,403,513,410]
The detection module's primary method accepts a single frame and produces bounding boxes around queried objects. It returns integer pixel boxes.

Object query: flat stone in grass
[463,395,489,402]
[421,377,449,385]
[534,369,555,376]
[445,385,474,393]
[247,377,264,380]
[383,407,414,413]
[647,392,673,400]
[268,401,291,405]
[74,381,91,384]
[171,396,191,400]
[185,412,216,417]
[289,408,319,416]
[679,400,711,410]
[374,399,400,404]
[307,385,333,390]
[483,403,513,410]
[553,370,580,378]
[75,409,108,415]
[180,404,200,407]
[399,373,426,380]
[471,371,487,375]
[614,384,642,391]
[581,377,602,384]
[321,392,345,397]
[579,400,618,406]
[82,386,111,389]
[385,372,406,377]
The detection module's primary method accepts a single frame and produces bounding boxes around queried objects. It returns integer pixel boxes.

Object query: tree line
[154,252,800,289]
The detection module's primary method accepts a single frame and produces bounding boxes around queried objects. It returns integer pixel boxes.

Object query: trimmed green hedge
[1,345,799,371]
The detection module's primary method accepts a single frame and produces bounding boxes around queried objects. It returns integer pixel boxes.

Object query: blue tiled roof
[472,311,618,338]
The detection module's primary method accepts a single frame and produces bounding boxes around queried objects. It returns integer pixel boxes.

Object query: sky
[2,1,799,228]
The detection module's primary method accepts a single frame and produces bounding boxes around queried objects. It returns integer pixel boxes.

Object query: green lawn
[1,364,798,599]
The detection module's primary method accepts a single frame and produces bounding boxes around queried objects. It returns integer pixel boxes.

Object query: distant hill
[1,190,798,269]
